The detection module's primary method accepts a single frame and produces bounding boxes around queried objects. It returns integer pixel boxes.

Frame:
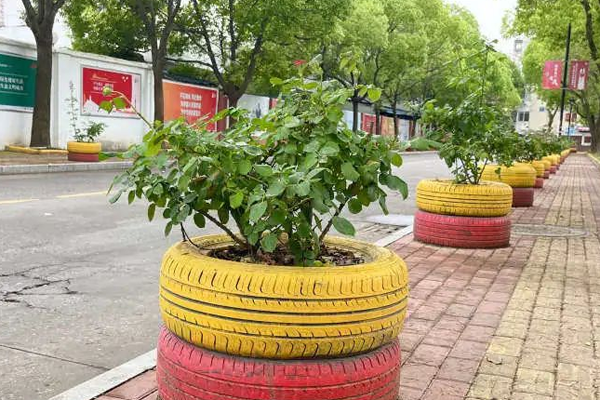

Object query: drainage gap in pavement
[512,224,588,237]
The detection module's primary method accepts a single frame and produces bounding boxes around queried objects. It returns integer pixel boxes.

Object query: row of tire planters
[538,158,552,179]
[561,149,571,162]
[543,155,560,174]
[156,235,409,400]
[480,164,537,207]
[414,180,513,249]
[66,141,101,162]
[528,161,546,188]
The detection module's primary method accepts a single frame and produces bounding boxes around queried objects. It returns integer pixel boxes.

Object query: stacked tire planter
[528,161,545,189]
[543,155,558,174]
[481,164,537,207]
[538,159,552,179]
[66,141,101,162]
[156,235,409,400]
[414,180,513,249]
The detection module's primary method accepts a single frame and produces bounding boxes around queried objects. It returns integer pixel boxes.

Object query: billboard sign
[569,60,590,90]
[81,66,141,117]
[542,60,563,90]
[0,52,36,110]
[163,80,218,130]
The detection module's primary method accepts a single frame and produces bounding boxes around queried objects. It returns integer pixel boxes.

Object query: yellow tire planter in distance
[159,235,409,360]
[528,161,545,178]
[66,141,102,154]
[538,159,552,171]
[416,179,513,217]
[480,164,536,188]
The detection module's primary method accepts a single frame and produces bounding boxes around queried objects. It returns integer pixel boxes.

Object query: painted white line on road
[0,198,39,205]
[47,349,156,400]
[56,191,107,199]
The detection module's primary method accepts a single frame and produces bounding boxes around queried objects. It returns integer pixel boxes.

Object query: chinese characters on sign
[0,52,36,110]
[569,60,589,90]
[542,60,563,90]
[81,67,141,117]
[163,80,218,131]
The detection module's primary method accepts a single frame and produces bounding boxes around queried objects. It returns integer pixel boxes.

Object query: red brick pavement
[88,154,598,400]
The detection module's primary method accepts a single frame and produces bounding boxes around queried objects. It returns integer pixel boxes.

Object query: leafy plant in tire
[106,61,407,266]
[421,93,514,184]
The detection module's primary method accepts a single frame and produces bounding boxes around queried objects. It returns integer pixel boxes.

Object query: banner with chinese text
[163,80,218,131]
[0,52,36,110]
[81,66,141,117]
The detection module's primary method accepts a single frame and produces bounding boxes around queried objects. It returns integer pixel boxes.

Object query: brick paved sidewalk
[88,153,599,400]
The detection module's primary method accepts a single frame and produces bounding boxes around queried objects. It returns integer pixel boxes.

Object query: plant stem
[201,211,249,248]
[319,200,348,241]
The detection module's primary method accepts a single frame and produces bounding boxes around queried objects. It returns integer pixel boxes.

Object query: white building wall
[0,38,36,147]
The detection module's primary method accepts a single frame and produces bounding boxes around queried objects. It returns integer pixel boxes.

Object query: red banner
[542,61,563,90]
[569,60,590,90]
[163,80,218,130]
[81,67,140,117]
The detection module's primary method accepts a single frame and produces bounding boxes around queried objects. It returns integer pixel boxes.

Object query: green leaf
[254,164,273,177]
[147,203,156,221]
[260,233,278,252]
[386,176,408,198]
[320,141,340,156]
[249,201,268,223]
[164,222,173,236]
[127,190,135,204]
[109,191,122,204]
[229,191,244,209]
[301,153,318,170]
[390,152,403,167]
[294,181,311,196]
[218,208,229,224]
[266,181,286,197]
[270,209,286,225]
[99,100,113,113]
[270,77,284,86]
[341,162,360,181]
[238,159,252,175]
[348,198,363,214]
[367,88,381,102]
[193,213,206,228]
[332,216,356,236]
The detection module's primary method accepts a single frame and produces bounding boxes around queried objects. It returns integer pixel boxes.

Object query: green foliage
[506,133,546,162]
[106,62,407,266]
[421,94,515,184]
[65,81,106,143]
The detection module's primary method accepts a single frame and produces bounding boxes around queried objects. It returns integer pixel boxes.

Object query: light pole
[567,98,575,136]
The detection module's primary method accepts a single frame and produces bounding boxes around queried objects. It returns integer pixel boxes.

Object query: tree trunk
[591,115,600,153]
[392,100,399,138]
[352,97,359,132]
[152,59,165,123]
[375,105,381,136]
[30,36,53,147]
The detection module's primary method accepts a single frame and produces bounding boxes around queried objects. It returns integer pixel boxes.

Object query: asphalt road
[0,152,450,400]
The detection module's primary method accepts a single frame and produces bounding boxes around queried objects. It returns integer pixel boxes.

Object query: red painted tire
[413,210,511,249]
[157,327,401,400]
[68,152,99,162]
[534,177,544,189]
[543,171,550,179]
[512,188,534,207]
[550,166,557,174]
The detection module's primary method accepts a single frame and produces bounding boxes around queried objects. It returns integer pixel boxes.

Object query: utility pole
[558,23,572,136]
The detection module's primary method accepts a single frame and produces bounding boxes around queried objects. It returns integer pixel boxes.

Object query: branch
[191,0,227,90]
[165,57,214,69]
[20,0,39,33]
[319,200,348,241]
[581,0,600,72]
[200,211,249,248]
[237,18,268,96]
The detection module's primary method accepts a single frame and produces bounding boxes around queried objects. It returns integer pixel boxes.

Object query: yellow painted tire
[67,141,101,154]
[537,159,552,171]
[159,235,409,359]
[481,164,536,188]
[527,161,545,178]
[416,179,513,217]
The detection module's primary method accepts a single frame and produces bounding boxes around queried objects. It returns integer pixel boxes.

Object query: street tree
[180,0,349,109]
[21,0,68,147]
[509,0,600,151]
[64,0,182,123]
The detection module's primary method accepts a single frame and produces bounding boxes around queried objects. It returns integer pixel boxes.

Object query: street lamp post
[567,98,575,136]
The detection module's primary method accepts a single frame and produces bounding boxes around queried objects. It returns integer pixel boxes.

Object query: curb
[5,145,68,155]
[0,161,133,175]
[588,152,600,167]
[45,225,414,400]
[47,350,156,400]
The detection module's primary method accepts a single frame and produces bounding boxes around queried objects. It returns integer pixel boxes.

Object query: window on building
[583,135,592,145]
[539,106,546,112]
[517,112,530,122]
[514,39,524,53]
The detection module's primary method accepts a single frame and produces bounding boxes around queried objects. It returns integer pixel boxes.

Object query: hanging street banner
[0,52,36,110]
[81,66,141,117]
[542,60,563,90]
[163,80,218,130]
[569,60,590,90]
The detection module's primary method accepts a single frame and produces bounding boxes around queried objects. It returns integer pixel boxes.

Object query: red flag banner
[569,60,590,90]
[542,60,563,90]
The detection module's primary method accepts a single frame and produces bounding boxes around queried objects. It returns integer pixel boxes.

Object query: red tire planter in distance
[534,177,544,189]
[68,152,99,162]
[413,210,511,249]
[543,171,550,179]
[512,188,534,207]
[157,327,401,400]
[550,166,557,174]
